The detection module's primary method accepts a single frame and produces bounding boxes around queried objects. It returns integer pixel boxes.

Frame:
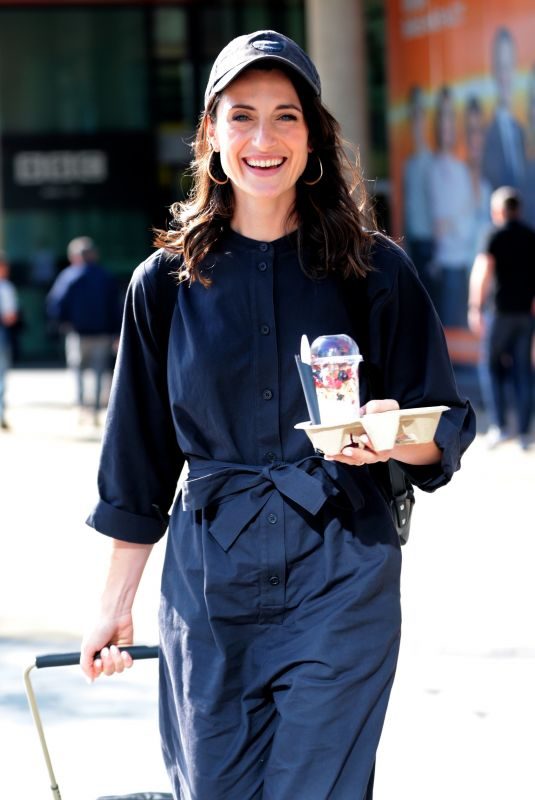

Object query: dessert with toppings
[310,334,362,424]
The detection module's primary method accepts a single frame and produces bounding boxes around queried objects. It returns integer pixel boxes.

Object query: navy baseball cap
[204,30,321,108]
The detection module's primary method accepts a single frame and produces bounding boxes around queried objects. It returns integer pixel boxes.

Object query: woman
[81,31,475,799]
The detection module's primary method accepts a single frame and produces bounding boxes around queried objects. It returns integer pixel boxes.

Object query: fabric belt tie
[181,457,363,551]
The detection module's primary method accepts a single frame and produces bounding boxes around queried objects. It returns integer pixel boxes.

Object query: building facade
[0,0,389,362]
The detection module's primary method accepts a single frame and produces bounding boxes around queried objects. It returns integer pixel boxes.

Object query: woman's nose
[252,121,277,149]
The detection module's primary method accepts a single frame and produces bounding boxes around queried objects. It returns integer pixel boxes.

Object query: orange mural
[386,0,535,347]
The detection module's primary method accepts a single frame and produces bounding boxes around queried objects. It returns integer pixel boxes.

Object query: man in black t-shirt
[468,186,535,450]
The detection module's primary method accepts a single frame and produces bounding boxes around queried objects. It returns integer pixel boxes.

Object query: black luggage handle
[24,645,161,799]
[35,644,159,669]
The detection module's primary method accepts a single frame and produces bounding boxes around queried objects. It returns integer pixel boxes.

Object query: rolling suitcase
[23,645,173,800]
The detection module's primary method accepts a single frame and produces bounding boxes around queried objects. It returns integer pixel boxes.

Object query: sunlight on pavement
[1,368,534,800]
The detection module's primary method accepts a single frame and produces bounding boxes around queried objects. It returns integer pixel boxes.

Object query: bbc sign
[1,132,154,209]
[14,150,108,187]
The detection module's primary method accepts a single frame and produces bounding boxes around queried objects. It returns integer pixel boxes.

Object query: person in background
[80,30,475,800]
[482,26,526,192]
[468,186,535,450]
[403,85,436,302]
[428,85,474,327]
[46,237,121,425]
[0,253,19,430]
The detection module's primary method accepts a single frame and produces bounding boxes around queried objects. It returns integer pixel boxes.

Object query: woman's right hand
[80,539,153,682]
[80,611,134,682]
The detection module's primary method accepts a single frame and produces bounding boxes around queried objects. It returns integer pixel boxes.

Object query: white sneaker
[485,426,509,449]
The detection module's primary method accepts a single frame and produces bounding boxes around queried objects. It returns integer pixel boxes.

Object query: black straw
[295,355,321,424]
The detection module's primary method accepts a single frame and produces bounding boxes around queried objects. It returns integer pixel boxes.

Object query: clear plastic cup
[310,334,362,424]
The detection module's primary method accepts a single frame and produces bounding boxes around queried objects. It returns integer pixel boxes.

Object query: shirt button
[268,575,280,586]
[262,388,273,400]
[267,513,278,524]
[265,451,277,462]
[260,324,270,335]
[259,243,269,252]
[257,261,268,272]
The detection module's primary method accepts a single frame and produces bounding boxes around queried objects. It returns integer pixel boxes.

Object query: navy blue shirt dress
[87,230,475,800]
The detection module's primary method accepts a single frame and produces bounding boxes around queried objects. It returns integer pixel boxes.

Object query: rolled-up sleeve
[367,238,476,491]
[86,252,185,543]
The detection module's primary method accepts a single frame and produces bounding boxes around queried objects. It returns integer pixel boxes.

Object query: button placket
[253,242,282,465]
[259,494,286,614]
[252,241,285,620]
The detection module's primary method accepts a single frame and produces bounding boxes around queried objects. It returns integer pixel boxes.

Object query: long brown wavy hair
[153,63,377,286]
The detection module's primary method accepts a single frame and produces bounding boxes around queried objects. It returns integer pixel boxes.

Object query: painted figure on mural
[463,95,493,265]
[428,85,473,328]
[521,65,535,228]
[403,85,436,302]
[482,26,526,192]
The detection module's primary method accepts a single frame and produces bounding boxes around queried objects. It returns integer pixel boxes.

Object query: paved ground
[1,368,534,799]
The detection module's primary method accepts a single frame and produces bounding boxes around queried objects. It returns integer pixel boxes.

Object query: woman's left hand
[324,399,399,467]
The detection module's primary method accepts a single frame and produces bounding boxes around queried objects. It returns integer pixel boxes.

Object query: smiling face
[207,68,311,214]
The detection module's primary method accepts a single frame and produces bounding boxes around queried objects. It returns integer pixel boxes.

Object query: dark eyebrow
[229,103,303,112]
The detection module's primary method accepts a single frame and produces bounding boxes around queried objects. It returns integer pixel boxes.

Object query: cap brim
[206,55,320,107]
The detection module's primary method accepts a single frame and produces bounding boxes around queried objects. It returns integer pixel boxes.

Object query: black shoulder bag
[387,461,414,545]
[368,405,415,546]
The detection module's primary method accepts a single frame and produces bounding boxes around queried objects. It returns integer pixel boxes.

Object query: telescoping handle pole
[23,645,159,800]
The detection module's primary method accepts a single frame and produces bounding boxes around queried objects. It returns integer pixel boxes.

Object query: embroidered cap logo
[252,39,285,54]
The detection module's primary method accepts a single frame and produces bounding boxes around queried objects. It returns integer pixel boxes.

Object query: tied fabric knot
[182,457,363,551]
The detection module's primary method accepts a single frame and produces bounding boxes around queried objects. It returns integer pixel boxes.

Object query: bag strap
[344,270,415,544]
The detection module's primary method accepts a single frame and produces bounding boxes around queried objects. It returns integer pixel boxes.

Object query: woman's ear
[206,117,218,151]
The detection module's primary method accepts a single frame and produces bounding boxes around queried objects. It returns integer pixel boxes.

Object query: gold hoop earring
[207,150,229,185]
[302,155,323,186]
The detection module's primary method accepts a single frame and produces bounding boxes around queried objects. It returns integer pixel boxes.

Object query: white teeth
[246,158,284,168]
